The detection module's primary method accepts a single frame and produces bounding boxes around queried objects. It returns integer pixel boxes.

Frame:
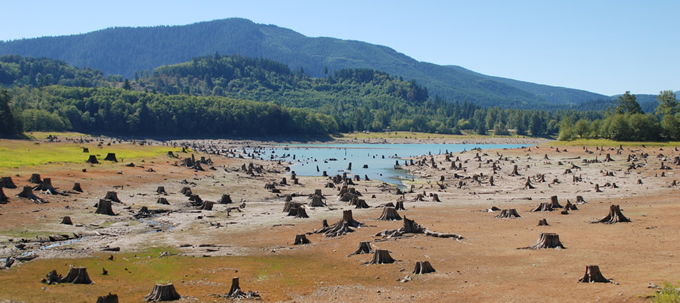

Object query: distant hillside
[0,18,608,109]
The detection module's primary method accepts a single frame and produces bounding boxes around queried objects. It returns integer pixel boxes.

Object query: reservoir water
[255,143,528,187]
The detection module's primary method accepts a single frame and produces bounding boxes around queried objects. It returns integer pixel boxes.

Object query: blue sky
[1,0,677,96]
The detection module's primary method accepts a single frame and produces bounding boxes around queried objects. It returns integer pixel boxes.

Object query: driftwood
[96,293,119,303]
[375,217,463,239]
[519,233,565,249]
[530,202,553,212]
[495,209,520,218]
[377,207,401,221]
[365,249,396,265]
[144,283,181,301]
[294,234,310,245]
[412,261,436,274]
[95,199,116,216]
[592,205,630,224]
[61,216,73,225]
[348,241,373,256]
[578,265,612,283]
[315,210,366,237]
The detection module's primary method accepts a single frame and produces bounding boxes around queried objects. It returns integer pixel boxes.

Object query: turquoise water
[255,143,527,187]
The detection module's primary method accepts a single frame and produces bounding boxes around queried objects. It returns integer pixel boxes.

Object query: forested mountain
[0,55,112,87]
[0,18,610,109]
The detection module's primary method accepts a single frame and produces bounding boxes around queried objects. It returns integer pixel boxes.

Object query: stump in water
[61,216,73,225]
[578,265,611,283]
[62,267,92,284]
[537,218,549,226]
[17,186,45,202]
[104,153,117,162]
[104,191,121,202]
[294,234,310,245]
[145,283,181,302]
[432,193,441,202]
[95,199,116,216]
[412,261,436,274]
[593,205,631,224]
[395,201,405,211]
[199,201,214,211]
[348,241,373,256]
[218,194,232,204]
[575,195,587,204]
[377,207,402,221]
[530,203,553,212]
[495,209,521,218]
[520,233,565,249]
[0,177,17,188]
[366,249,396,264]
[157,197,170,205]
[96,293,119,303]
[28,173,42,184]
[156,186,167,195]
[86,155,99,164]
[72,182,83,192]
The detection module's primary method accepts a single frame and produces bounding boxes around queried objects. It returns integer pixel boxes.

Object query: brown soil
[0,138,678,302]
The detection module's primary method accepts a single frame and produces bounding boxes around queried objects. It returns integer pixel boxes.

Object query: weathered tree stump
[577,265,611,283]
[218,194,232,204]
[549,195,563,208]
[431,193,441,202]
[72,182,83,192]
[289,206,309,218]
[33,178,58,194]
[637,179,643,185]
[575,195,587,204]
[366,249,396,264]
[42,270,63,284]
[530,203,553,212]
[537,218,549,226]
[564,201,578,211]
[61,267,92,284]
[95,199,116,216]
[157,197,170,205]
[83,147,89,153]
[395,201,405,210]
[604,154,614,162]
[0,177,17,188]
[96,293,119,303]
[224,277,261,299]
[199,201,214,211]
[17,185,45,202]
[309,195,326,207]
[520,233,565,249]
[594,184,602,192]
[156,186,167,195]
[180,187,192,196]
[412,261,436,274]
[593,205,631,224]
[315,210,366,237]
[61,216,73,225]
[350,198,370,209]
[86,155,99,164]
[280,177,287,185]
[294,234,310,245]
[28,173,42,184]
[377,207,402,221]
[524,177,535,189]
[104,191,121,202]
[145,283,181,302]
[495,209,521,218]
[348,241,373,256]
[0,187,8,204]
[412,194,425,202]
[510,165,520,176]
[104,153,117,162]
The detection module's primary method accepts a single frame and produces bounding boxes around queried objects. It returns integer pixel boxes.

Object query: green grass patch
[651,281,680,303]
[24,131,91,139]
[552,138,680,148]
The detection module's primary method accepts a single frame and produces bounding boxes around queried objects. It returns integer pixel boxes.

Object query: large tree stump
[0,177,17,188]
[289,206,309,218]
[61,267,92,284]
[104,191,121,202]
[95,199,116,216]
[351,198,370,209]
[96,293,119,303]
[104,153,117,162]
[145,283,181,301]
[520,233,565,249]
[0,187,8,204]
[17,185,45,203]
[33,178,58,194]
[537,218,549,226]
[348,241,373,256]
[593,205,631,224]
[61,216,73,225]
[309,195,326,207]
[218,194,232,204]
[549,195,563,208]
[156,186,167,195]
[199,201,214,211]
[86,155,99,164]
[530,203,553,212]
[72,182,83,192]
[294,234,310,245]
[315,210,366,237]
[377,207,402,221]
[577,265,611,283]
[510,165,520,176]
[157,197,170,205]
[412,261,436,274]
[366,249,396,264]
[180,187,192,196]
[395,201,405,210]
[495,209,521,218]
[28,173,42,184]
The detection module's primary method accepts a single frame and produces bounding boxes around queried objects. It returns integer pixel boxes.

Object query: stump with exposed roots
[377,207,402,221]
[520,233,565,249]
[61,267,93,284]
[95,199,116,216]
[578,265,611,283]
[104,191,121,203]
[495,209,520,218]
[348,241,373,256]
[375,216,463,239]
[17,185,45,203]
[549,195,563,208]
[366,249,396,264]
[537,218,549,226]
[144,283,181,302]
[33,178,59,194]
[61,216,73,225]
[593,205,631,224]
[315,210,366,237]
[96,293,118,303]
[294,234,310,245]
[412,261,436,274]
[530,202,553,212]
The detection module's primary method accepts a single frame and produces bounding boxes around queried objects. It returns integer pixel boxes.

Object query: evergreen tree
[615,91,642,114]
[0,89,22,137]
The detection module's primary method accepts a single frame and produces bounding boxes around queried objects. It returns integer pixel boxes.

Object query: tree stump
[524,177,535,189]
[294,234,310,245]
[61,267,92,284]
[42,270,63,284]
[578,265,611,283]
[520,233,565,249]
[395,201,405,210]
[28,173,42,184]
[104,191,121,202]
[594,184,602,192]
[604,154,614,162]
[309,195,326,207]
[156,186,167,195]
[33,178,58,194]
[351,198,370,209]
[83,147,89,153]
[180,187,192,196]
[96,293,119,303]
[575,195,587,204]
[377,207,402,221]
[564,201,578,211]
[412,261,436,274]
[0,187,8,204]
[537,218,549,226]
[495,209,521,218]
[199,201,214,211]
[348,241,373,256]
[593,205,631,224]
[144,283,181,302]
[95,199,116,216]
[315,210,365,237]
[0,177,17,188]
[218,194,232,204]
[549,195,563,208]
[289,206,309,218]
[61,216,73,225]
[72,182,83,192]
[510,165,520,176]
[530,203,553,212]
[432,194,441,202]
[104,153,117,162]
[157,197,170,205]
[86,155,99,164]
[366,249,396,264]
[17,185,45,202]
[280,177,287,185]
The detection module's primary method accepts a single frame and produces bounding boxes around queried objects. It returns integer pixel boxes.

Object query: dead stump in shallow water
[593,205,630,224]
[520,233,565,250]
[578,265,612,283]
[366,249,396,265]
[495,209,520,218]
[144,283,180,302]
[412,261,436,274]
